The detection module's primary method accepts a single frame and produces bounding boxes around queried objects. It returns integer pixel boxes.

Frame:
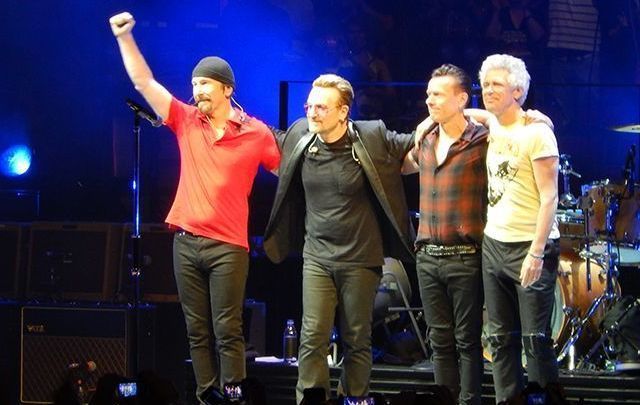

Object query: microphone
[126,99,162,127]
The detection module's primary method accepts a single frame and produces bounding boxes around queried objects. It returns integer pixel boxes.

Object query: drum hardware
[559,154,581,208]
[557,146,640,370]
[559,246,621,370]
[556,185,622,368]
[579,192,598,293]
[562,306,581,370]
[621,144,636,198]
[580,295,640,370]
[553,254,619,367]
[578,248,609,272]
[559,277,619,368]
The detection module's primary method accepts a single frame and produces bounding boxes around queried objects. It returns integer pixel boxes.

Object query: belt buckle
[422,244,475,256]
[424,244,445,256]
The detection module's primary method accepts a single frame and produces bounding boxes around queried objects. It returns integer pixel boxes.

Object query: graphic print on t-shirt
[487,136,519,207]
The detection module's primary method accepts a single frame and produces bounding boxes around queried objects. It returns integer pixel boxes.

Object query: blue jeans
[417,251,484,405]
[296,259,381,404]
[482,236,560,403]
[173,232,249,400]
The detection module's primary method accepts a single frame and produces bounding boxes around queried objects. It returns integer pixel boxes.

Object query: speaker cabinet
[0,300,20,405]
[20,304,155,404]
[119,223,178,302]
[26,222,122,301]
[243,299,266,356]
[0,223,29,299]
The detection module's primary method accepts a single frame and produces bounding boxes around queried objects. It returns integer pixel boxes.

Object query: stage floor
[229,360,640,405]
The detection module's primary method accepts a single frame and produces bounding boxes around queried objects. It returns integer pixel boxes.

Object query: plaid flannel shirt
[415,120,489,247]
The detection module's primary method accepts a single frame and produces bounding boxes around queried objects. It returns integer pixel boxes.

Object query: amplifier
[26,222,122,301]
[0,301,20,405]
[119,223,178,302]
[0,223,29,299]
[243,299,266,357]
[20,304,155,404]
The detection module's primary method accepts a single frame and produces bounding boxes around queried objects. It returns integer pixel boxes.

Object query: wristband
[528,252,544,260]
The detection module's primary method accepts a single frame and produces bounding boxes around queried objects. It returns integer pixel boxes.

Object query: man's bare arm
[109,12,172,120]
[520,155,559,288]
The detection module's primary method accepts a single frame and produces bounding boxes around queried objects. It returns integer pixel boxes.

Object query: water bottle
[283,319,298,363]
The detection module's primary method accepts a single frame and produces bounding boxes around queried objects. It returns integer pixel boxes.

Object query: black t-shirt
[301,132,384,268]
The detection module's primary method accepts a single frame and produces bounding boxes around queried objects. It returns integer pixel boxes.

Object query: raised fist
[109,12,135,37]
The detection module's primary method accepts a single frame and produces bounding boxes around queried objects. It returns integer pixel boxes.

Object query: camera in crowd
[86,371,178,405]
[116,381,138,400]
[199,378,266,405]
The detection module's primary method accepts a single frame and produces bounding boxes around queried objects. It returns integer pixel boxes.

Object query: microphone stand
[621,144,635,199]
[125,99,159,377]
[129,111,142,377]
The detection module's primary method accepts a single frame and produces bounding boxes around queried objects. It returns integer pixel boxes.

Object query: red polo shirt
[164,98,280,250]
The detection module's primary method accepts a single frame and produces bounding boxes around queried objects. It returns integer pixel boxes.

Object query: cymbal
[611,123,640,133]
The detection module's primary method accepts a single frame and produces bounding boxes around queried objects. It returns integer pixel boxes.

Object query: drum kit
[554,124,640,372]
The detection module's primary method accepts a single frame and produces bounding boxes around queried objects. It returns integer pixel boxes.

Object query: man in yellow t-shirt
[479,54,560,403]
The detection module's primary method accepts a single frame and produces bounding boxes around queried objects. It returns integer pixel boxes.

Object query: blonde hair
[312,74,354,109]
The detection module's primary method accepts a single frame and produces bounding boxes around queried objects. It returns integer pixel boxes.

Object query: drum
[482,251,619,362]
[552,251,618,355]
[582,181,640,244]
[583,241,640,267]
[556,210,585,254]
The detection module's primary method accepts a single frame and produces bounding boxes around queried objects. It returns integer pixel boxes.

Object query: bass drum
[482,251,618,362]
[552,251,619,356]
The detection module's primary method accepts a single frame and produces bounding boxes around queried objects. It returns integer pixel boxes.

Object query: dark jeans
[417,251,484,405]
[482,236,560,403]
[173,232,249,400]
[296,259,382,404]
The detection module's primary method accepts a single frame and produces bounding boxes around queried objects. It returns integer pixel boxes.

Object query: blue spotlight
[1,144,32,177]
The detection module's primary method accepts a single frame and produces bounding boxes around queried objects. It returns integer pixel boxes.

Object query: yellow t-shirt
[485,121,560,242]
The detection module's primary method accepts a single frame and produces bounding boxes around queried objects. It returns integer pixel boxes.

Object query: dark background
[1,0,639,227]
[1,0,640,400]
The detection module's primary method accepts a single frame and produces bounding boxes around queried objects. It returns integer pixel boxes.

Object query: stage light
[1,144,32,177]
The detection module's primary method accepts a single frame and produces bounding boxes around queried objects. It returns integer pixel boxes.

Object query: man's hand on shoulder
[414,116,435,149]
[524,109,554,131]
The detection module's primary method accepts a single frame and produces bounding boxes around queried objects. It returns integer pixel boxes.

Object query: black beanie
[191,56,236,88]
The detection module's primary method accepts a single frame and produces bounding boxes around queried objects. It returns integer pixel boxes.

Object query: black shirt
[301,132,384,268]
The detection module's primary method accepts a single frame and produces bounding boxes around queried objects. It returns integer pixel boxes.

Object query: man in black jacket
[263,74,415,403]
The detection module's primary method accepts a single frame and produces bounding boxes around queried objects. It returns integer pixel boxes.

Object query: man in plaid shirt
[404,64,488,405]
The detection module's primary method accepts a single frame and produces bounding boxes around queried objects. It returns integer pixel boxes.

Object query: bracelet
[528,252,544,260]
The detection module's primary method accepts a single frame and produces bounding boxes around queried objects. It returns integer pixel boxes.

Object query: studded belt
[418,244,477,256]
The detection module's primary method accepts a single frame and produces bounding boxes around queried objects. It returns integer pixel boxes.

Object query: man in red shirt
[109,11,280,402]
